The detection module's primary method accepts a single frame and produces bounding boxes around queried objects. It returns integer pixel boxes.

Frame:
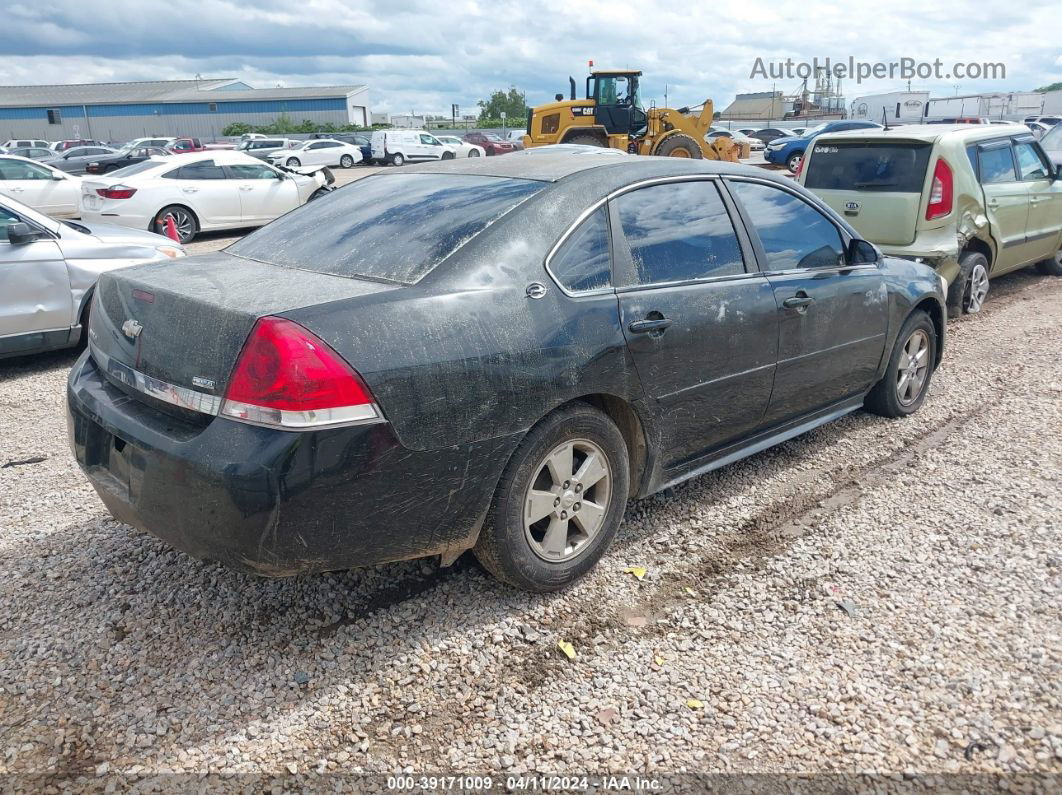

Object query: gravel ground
[0,262,1059,787]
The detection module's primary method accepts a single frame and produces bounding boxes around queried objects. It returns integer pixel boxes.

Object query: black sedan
[67,156,946,591]
[749,128,791,144]
[85,146,169,174]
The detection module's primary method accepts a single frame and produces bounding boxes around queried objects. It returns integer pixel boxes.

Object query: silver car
[1,193,185,359]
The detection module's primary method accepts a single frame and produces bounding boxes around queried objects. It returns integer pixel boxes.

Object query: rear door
[227,162,298,224]
[610,178,779,467]
[727,178,887,425]
[975,140,1035,271]
[0,207,71,342]
[1013,137,1062,263]
[802,140,932,246]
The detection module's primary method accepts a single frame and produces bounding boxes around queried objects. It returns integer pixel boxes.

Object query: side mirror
[8,222,45,245]
[847,238,879,265]
[50,172,64,180]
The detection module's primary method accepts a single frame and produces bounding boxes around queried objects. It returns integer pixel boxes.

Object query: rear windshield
[104,159,163,178]
[805,142,932,192]
[228,173,545,284]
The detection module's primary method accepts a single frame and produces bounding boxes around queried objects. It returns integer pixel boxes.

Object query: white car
[268,139,363,169]
[79,151,332,244]
[436,135,485,158]
[0,155,82,218]
[3,139,51,150]
[706,128,765,152]
[1,192,183,358]
[370,130,455,166]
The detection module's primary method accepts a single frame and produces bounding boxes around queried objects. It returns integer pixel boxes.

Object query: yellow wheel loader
[521,70,740,161]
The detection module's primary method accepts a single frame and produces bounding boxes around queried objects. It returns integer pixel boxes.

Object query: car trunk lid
[802,140,933,246]
[88,252,399,416]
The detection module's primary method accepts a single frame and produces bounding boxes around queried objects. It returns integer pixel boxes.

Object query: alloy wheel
[160,208,194,243]
[523,439,612,562]
[966,263,989,313]
[896,329,931,406]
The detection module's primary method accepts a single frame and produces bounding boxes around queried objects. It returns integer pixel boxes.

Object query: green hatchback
[799,124,1062,316]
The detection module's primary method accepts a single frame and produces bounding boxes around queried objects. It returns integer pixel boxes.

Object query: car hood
[59,220,182,250]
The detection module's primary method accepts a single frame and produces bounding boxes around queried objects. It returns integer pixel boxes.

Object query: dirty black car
[67,156,946,592]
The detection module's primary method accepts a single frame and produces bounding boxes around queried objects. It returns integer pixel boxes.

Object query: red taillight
[925,158,953,220]
[96,185,137,200]
[220,316,379,430]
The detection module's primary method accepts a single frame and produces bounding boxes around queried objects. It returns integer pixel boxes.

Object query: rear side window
[978,146,1016,184]
[228,173,545,284]
[614,181,745,285]
[729,180,845,271]
[804,143,931,192]
[550,206,611,293]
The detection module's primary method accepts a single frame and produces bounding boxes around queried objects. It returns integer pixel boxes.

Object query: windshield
[483,133,502,141]
[803,124,829,137]
[104,160,162,178]
[228,173,545,284]
[1042,123,1062,150]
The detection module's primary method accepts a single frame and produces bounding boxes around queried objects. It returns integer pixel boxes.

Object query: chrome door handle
[987,199,999,208]
[9,187,24,192]
[239,185,253,191]
[628,318,672,334]
[181,187,199,193]
[1029,196,1042,204]
[783,295,814,309]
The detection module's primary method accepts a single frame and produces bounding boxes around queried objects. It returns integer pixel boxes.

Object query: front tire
[474,404,629,592]
[442,151,455,160]
[947,250,990,318]
[285,157,301,167]
[339,154,354,168]
[864,310,937,418]
[468,149,481,157]
[654,134,702,159]
[152,205,198,244]
[786,151,804,172]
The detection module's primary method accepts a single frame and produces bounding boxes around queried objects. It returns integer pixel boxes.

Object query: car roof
[404,151,787,184]
[814,123,1031,144]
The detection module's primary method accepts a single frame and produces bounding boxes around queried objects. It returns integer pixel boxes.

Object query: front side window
[1014,141,1049,180]
[978,145,1017,184]
[229,164,277,180]
[0,204,21,241]
[0,159,53,180]
[542,113,560,135]
[550,206,611,293]
[614,181,745,285]
[729,180,845,271]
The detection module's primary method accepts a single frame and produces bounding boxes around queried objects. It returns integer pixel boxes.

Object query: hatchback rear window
[228,173,545,284]
[804,142,932,192]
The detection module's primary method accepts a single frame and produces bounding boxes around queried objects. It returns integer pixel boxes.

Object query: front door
[611,179,779,468]
[226,162,298,225]
[0,208,70,343]
[1014,138,1062,263]
[726,178,888,425]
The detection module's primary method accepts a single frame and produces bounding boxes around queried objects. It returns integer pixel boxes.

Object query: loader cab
[587,70,647,137]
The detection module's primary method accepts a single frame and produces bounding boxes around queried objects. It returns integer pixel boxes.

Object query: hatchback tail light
[925,158,953,220]
[96,185,137,200]
[220,316,381,430]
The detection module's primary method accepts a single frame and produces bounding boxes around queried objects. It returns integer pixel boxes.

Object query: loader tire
[654,134,702,159]
[564,133,607,148]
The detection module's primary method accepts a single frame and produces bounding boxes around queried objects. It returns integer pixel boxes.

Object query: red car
[167,137,207,154]
[462,132,516,156]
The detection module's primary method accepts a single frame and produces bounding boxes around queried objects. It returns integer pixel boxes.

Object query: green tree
[477,87,527,123]
[1035,82,1062,92]
[221,122,254,136]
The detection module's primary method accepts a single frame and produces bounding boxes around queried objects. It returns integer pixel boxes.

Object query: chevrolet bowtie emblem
[121,319,144,340]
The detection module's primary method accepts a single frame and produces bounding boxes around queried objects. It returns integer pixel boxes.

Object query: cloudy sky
[1,0,1059,115]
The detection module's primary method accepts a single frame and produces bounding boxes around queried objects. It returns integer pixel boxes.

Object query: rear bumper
[66,350,516,576]
[80,207,153,232]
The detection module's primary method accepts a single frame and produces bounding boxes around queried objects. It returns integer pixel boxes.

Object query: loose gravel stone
[0,267,1059,783]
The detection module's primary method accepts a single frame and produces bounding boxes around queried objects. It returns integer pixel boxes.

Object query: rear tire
[468,149,481,157]
[474,404,629,592]
[864,310,937,418]
[152,205,198,245]
[339,154,354,168]
[655,134,703,159]
[391,152,405,166]
[564,133,607,149]
[285,157,301,167]
[947,250,990,318]
[442,151,455,160]
[1034,252,1062,276]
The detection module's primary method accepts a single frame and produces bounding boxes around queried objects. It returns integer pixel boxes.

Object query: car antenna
[881,106,890,131]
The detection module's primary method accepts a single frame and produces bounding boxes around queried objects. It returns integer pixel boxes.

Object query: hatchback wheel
[339,154,354,168]
[152,205,198,244]
[474,404,629,592]
[948,250,990,317]
[285,157,301,167]
[864,310,937,418]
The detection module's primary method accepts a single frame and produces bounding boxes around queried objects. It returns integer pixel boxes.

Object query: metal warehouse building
[0,78,370,142]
